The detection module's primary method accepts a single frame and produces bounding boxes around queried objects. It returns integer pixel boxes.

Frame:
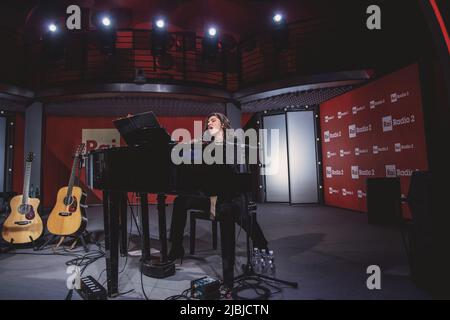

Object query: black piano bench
[189,210,218,255]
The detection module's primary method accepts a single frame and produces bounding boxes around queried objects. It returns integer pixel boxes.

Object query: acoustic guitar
[1,152,43,244]
[47,143,87,236]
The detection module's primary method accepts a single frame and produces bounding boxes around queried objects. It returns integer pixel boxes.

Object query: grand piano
[86,117,253,297]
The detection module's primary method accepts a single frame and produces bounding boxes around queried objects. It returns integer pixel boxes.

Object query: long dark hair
[204,112,232,132]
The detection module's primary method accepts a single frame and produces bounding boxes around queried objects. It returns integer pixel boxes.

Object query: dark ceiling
[0,0,429,41]
[2,0,340,39]
[0,0,436,90]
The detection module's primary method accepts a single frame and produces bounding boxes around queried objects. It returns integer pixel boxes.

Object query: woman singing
[168,112,268,290]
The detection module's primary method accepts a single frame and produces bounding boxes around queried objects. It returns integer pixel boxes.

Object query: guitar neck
[66,156,80,196]
[22,162,32,204]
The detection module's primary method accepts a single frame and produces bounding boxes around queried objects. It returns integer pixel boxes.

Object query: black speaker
[407,171,432,224]
[406,171,436,292]
[366,177,402,225]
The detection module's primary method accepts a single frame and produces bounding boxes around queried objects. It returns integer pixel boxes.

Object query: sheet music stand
[113,111,171,147]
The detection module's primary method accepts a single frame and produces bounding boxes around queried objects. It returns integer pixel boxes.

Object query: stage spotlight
[202,25,219,62]
[208,27,217,37]
[151,17,170,57]
[96,14,116,55]
[273,13,284,25]
[44,21,62,37]
[43,22,66,61]
[93,12,114,29]
[272,12,289,51]
[155,18,165,29]
[101,16,111,27]
[48,23,58,33]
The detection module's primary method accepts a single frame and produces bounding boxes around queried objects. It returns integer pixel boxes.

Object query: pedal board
[77,276,107,300]
[191,276,221,300]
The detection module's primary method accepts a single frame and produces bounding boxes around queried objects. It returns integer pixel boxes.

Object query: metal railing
[18,29,237,91]
[1,17,365,92]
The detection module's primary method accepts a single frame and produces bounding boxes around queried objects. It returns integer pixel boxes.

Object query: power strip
[76,276,107,300]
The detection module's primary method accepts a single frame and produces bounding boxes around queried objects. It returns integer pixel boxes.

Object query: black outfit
[168,141,268,288]
[169,194,268,287]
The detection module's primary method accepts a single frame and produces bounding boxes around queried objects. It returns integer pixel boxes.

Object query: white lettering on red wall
[394,143,414,152]
[321,63,428,217]
[369,99,385,110]
[82,129,121,152]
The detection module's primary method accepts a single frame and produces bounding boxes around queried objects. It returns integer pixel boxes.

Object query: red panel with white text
[320,63,428,218]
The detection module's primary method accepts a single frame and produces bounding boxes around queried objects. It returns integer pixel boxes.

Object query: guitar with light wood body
[2,152,43,244]
[47,144,87,236]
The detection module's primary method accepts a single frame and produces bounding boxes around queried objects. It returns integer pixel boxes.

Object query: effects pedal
[191,276,221,300]
[77,276,107,300]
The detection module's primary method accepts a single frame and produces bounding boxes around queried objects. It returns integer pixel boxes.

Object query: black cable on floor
[3,244,106,300]
[97,268,106,283]
[231,277,272,300]
[165,287,194,300]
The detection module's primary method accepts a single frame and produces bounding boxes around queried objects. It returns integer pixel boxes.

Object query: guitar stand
[2,236,43,252]
[37,232,89,253]
[57,233,89,253]
[36,234,57,251]
[68,233,89,252]
[29,236,39,251]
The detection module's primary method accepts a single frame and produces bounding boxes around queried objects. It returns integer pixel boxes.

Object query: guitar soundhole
[18,204,34,218]
[64,196,78,212]
[63,196,74,206]
[18,205,35,220]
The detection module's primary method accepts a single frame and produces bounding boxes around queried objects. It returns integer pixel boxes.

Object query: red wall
[320,63,428,218]
[43,115,205,208]
[241,112,254,127]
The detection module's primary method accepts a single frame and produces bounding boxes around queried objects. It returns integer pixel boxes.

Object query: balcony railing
[1,17,374,92]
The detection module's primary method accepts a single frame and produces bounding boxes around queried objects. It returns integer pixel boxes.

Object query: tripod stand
[233,200,298,290]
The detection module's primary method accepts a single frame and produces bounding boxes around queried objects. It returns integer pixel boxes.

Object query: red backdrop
[320,63,428,218]
[43,115,205,207]
[241,112,254,127]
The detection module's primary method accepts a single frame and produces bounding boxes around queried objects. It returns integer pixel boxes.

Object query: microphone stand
[221,142,297,295]
[234,193,298,288]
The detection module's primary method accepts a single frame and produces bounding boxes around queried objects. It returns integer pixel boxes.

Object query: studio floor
[0,203,431,300]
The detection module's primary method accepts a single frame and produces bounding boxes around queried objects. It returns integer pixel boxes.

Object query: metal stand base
[141,259,175,278]
[235,264,298,288]
[233,198,298,292]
